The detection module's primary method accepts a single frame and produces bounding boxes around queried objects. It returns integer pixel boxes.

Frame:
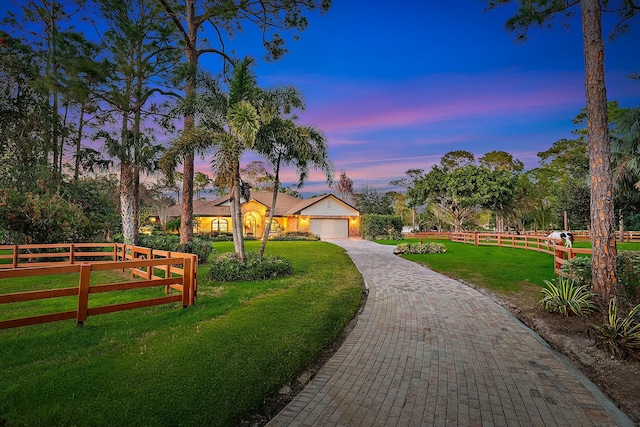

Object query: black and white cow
[547,231,574,248]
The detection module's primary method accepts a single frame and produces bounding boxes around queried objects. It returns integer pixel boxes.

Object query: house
[158,192,360,239]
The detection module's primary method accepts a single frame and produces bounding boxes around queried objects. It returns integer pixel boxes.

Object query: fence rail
[406,231,594,275]
[406,230,640,243]
[0,243,198,330]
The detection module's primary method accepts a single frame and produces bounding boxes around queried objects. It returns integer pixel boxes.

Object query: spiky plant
[592,300,640,360]
[539,277,598,317]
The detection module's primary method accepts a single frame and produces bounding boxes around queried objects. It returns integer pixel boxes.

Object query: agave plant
[539,277,598,317]
[592,300,640,360]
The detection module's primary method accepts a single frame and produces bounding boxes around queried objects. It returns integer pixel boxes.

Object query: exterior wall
[349,216,360,237]
[193,216,233,234]
[169,195,361,237]
[300,197,359,217]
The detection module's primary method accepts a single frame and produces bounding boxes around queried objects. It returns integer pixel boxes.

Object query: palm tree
[612,107,640,193]
[255,116,333,259]
[160,57,263,261]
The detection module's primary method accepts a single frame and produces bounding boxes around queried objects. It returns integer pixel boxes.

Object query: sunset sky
[203,1,639,195]
[2,1,639,196]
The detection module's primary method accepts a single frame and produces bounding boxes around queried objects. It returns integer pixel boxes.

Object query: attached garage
[310,219,349,239]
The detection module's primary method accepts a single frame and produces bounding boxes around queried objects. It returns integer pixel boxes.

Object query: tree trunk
[179,0,197,245]
[260,159,281,259]
[230,160,246,261]
[74,102,86,183]
[120,162,135,244]
[133,164,140,245]
[581,0,617,300]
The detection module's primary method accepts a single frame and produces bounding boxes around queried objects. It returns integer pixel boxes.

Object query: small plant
[394,242,447,255]
[560,256,592,286]
[592,300,640,360]
[208,251,293,282]
[539,277,597,317]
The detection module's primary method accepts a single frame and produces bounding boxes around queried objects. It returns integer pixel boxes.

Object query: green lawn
[0,241,363,427]
[376,238,640,294]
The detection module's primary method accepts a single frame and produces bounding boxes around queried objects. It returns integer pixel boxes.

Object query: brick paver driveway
[267,239,632,427]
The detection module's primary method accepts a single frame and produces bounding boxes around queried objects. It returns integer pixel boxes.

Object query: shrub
[394,242,446,255]
[617,251,640,302]
[175,239,214,264]
[560,256,592,285]
[138,234,213,264]
[165,219,181,232]
[360,214,403,240]
[539,277,598,317]
[0,189,90,244]
[561,251,640,303]
[592,300,640,360]
[207,251,293,282]
[270,231,319,241]
[205,232,234,241]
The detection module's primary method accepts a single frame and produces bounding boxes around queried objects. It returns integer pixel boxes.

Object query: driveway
[267,239,631,426]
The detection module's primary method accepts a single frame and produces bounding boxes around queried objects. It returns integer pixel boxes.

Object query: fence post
[474,232,479,246]
[182,257,193,307]
[12,245,18,268]
[77,264,91,325]
[70,243,75,265]
[192,254,198,301]
[554,246,564,274]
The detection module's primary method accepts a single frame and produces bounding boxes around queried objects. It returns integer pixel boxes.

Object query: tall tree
[3,0,76,188]
[412,153,516,232]
[485,0,640,299]
[390,168,425,230]
[240,160,272,191]
[160,57,265,261]
[255,113,333,259]
[354,185,394,215]
[194,171,211,199]
[95,0,179,244]
[0,31,52,193]
[156,0,332,245]
[335,170,355,204]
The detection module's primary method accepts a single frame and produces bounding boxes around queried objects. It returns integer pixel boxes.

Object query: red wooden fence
[0,243,198,330]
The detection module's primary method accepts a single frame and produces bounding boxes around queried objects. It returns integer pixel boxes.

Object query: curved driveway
[267,239,632,427]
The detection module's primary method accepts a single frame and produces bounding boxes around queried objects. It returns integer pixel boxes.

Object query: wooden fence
[449,232,587,274]
[407,230,640,243]
[406,231,591,275]
[0,243,198,330]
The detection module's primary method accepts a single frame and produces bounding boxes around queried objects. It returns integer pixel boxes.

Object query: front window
[211,218,229,232]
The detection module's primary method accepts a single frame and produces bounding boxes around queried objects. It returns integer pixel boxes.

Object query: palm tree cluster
[0,0,331,249]
[159,58,333,260]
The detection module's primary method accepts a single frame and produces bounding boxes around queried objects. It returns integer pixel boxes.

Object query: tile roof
[162,192,357,217]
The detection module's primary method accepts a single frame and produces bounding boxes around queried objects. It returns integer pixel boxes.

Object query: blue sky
[203,1,639,195]
[2,1,639,196]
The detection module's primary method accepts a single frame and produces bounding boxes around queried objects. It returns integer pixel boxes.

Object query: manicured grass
[0,241,363,427]
[377,238,640,294]
[377,238,555,293]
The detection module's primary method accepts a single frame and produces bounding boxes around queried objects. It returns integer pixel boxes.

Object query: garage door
[309,219,349,239]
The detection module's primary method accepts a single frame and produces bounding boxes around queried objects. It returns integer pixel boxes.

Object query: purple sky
[197,1,640,195]
[2,1,638,197]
